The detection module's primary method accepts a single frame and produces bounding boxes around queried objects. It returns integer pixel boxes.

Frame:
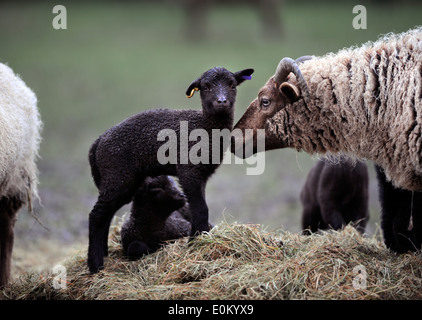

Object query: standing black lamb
[375,165,422,253]
[120,175,191,258]
[300,158,369,234]
[88,66,254,273]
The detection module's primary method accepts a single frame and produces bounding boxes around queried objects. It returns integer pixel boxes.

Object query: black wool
[301,158,369,234]
[87,66,254,273]
[120,176,191,258]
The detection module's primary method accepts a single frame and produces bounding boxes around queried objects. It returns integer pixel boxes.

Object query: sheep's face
[186,67,254,115]
[135,176,186,215]
[231,76,303,158]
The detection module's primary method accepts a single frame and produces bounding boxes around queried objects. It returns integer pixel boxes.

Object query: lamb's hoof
[87,255,104,274]
[88,263,104,275]
[127,241,150,258]
[187,227,209,246]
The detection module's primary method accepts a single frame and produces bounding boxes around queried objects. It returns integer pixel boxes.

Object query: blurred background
[1,0,421,276]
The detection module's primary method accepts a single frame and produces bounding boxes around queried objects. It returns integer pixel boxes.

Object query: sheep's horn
[295,55,314,64]
[274,57,311,106]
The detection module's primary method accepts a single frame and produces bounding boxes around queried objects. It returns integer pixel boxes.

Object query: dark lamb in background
[120,176,191,258]
[87,66,254,273]
[300,158,369,234]
[375,165,422,253]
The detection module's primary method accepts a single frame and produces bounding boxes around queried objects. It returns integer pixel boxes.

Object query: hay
[1,222,421,300]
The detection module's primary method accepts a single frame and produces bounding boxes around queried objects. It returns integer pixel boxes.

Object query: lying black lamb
[120,175,191,258]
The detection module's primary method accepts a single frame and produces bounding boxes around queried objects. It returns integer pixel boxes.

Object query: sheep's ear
[279,82,300,102]
[186,78,201,98]
[234,68,254,85]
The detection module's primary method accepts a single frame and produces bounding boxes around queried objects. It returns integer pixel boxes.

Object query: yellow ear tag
[187,87,199,98]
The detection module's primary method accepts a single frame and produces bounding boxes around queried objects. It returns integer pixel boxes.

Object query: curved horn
[295,55,314,64]
[274,57,311,106]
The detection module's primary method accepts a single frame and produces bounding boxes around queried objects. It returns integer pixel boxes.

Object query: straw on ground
[1,221,421,300]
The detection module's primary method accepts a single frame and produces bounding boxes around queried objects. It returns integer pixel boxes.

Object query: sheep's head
[134,176,186,216]
[231,57,312,158]
[186,67,254,115]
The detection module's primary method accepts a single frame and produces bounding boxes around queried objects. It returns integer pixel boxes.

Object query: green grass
[0,0,421,279]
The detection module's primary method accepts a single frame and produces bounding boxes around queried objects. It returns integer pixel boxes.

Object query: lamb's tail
[89,138,101,188]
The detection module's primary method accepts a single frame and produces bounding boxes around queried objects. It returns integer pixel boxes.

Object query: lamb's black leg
[102,212,116,257]
[321,206,345,231]
[179,178,210,237]
[88,192,132,274]
[349,198,369,234]
[301,205,322,234]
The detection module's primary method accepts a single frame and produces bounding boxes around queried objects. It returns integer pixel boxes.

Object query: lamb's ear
[144,177,153,184]
[186,78,201,98]
[149,187,163,195]
[138,177,153,194]
[279,82,300,102]
[234,68,254,86]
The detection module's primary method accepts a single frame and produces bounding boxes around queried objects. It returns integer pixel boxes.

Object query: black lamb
[375,165,422,253]
[300,158,369,234]
[120,175,191,258]
[87,66,254,273]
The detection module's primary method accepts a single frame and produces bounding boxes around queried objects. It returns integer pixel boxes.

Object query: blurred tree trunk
[183,0,283,41]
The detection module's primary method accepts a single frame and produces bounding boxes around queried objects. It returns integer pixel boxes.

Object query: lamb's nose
[215,96,230,109]
[217,97,227,104]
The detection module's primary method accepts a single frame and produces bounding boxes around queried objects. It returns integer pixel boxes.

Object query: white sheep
[231,26,422,252]
[0,62,42,286]
[233,26,422,191]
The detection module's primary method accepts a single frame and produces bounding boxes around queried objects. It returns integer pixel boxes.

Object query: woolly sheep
[88,66,254,273]
[120,175,191,258]
[0,63,42,286]
[231,27,422,252]
[375,165,422,253]
[231,26,422,192]
[300,158,369,235]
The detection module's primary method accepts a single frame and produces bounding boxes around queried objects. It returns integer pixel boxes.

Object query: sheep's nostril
[217,94,227,104]
[215,98,230,110]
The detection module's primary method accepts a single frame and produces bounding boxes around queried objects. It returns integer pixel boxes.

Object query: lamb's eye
[231,84,236,90]
[261,98,271,108]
